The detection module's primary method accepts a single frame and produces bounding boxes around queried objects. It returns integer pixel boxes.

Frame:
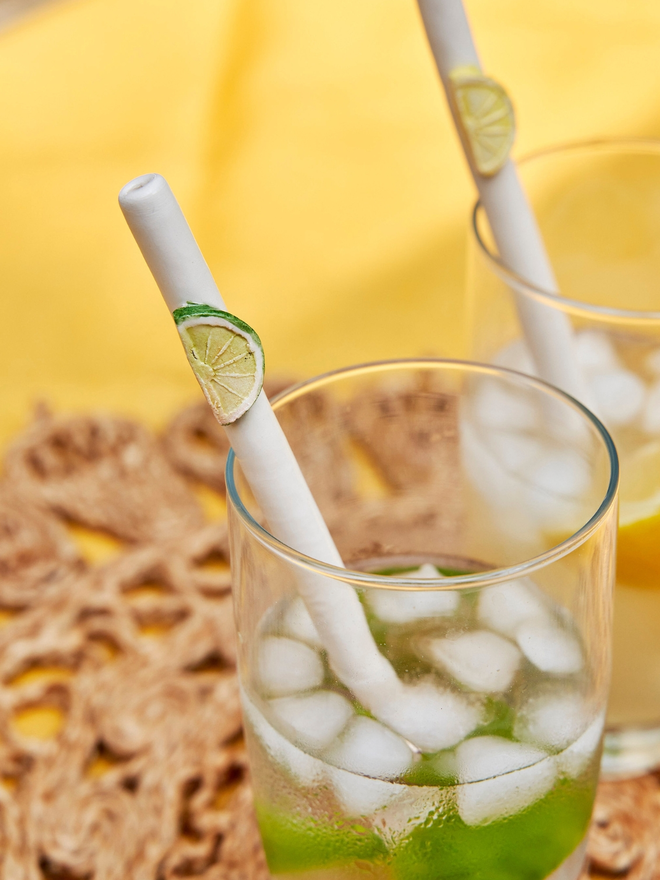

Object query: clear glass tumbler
[227,359,617,880]
[467,139,660,776]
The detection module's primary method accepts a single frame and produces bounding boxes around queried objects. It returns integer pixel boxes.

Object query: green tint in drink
[243,564,601,880]
[226,361,617,880]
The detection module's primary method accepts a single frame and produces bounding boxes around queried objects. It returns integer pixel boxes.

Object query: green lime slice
[173,303,264,425]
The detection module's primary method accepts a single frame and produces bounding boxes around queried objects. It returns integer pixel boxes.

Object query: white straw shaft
[480,165,594,399]
[224,395,342,565]
[227,395,399,696]
[119,174,401,717]
[417,0,595,409]
[416,0,479,79]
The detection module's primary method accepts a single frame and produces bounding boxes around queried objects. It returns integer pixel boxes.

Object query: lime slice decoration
[173,303,264,426]
[449,65,515,177]
[617,440,660,589]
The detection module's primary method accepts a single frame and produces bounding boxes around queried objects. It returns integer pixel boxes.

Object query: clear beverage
[466,140,660,774]
[482,336,660,734]
[227,361,617,878]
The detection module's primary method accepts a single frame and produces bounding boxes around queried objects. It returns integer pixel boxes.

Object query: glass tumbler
[226,359,617,880]
[468,139,660,777]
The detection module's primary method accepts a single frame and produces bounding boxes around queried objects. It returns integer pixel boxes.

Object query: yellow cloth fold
[0,0,660,444]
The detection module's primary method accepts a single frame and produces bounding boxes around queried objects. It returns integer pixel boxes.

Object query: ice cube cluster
[464,380,593,535]
[467,329,660,540]
[575,330,646,427]
[478,579,584,675]
[245,570,601,828]
[494,331,660,436]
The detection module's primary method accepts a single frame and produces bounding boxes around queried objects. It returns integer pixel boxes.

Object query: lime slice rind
[449,69,515,177]
[173,303,264,426]
[172,303,259,339]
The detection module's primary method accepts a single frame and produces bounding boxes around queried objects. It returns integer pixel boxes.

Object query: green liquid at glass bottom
[248,722,595,880]
[246,563,599,879]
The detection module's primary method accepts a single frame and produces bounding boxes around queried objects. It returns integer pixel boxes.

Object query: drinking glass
[227,359,617,880]
[468,139,660,777]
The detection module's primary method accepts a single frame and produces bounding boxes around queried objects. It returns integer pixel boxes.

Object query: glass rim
[225,358,619,591]
[471,136,660,323]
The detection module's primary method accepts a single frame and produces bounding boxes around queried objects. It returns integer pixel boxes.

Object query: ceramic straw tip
[119,173,167,213]
[118,173,224,313]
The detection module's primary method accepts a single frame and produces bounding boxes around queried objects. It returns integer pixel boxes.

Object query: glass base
[547,836,588,880]
[602,726,660,778]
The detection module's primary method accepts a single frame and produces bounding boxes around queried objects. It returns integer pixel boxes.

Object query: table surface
[584,772,660,879]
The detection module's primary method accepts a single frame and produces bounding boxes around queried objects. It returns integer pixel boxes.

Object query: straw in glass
[416,0,596,411]
[118,174,456,752]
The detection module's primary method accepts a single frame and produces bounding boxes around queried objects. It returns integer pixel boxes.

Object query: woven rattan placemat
[0,394,654,878]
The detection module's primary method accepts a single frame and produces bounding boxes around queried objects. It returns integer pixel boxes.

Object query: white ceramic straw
[417,0,596,410]
[118,174,438,742]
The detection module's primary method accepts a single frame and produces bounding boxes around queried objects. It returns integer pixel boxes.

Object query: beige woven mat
[0,396,656,878]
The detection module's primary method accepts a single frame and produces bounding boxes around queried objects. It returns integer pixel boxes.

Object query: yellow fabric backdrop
[1,0,660,446]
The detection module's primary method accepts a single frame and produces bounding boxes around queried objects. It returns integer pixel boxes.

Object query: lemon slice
[617,441,660,589]
[449,65,515,177]
[173,303,264,425]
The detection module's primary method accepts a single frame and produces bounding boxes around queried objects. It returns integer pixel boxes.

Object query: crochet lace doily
[0,393,653,879]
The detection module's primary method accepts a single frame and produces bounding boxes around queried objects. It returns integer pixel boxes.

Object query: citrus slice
[173,303,264,426]
[617,440,660,589]
[449,65,515,177]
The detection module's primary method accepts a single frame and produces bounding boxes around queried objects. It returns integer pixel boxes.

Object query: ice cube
[557,711,605,778]
[460,419,517,507]
[478,578,549,639]
[269,690,354,752]
[281,597,323,648]
[456,735,555,825]
[374,784,447,839]
[367,565,459,624]
[258,636,324,697]
[426,630,521,693]
[472,379,540,432]
[411,563,446,579]
[590,369,646,427]
[641,380,660,435]
[575,330,619,374]
[376,681,482,752]
[460,421,543,546]
[516,619,583,675]
[490,430,544,472]
[523,448,592,531]
[457,734,550,782]
[493,339,538,376]
[531,449,591,500]
[514,688,591,751]
[324,715,413,779]
[328,765,407,816]
[242,691,325,786]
